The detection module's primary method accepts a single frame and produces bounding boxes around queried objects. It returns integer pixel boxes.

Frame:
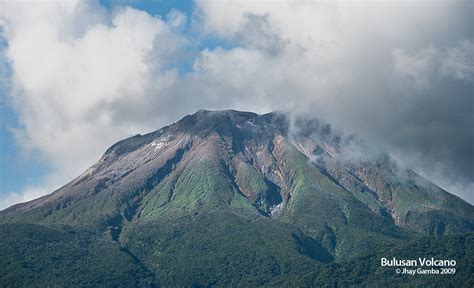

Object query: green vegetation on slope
[0,223,155,287]
[1,110,473,287]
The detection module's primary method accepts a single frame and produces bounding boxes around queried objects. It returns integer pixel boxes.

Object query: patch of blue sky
[0,0,240,196]
[99,0,238,76]
[99,0,195,22]
[0,29,52,195]
[0,105,52,195]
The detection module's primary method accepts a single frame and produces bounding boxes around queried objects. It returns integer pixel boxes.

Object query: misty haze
[0,0,472,287]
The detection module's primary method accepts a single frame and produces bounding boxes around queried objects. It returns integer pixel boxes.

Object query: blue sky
[0,0,199,200]
[1,30,49,196]
[100,0,194,19]
[0,0,238,204]
[0,101,52,193]
[0,0,472,208]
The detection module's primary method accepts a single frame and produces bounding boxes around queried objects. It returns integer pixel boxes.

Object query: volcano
[1,110,473,287]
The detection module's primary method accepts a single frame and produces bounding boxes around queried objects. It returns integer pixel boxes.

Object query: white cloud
[1,1,185,207]
[393,41,474,88]
[0,187,47,211]
[0,177,61,211]
[1,0,473,207]
[188,0,474,203]
[167,9,187,30]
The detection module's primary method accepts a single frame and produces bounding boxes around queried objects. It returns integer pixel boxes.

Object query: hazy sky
[0,0,473,209]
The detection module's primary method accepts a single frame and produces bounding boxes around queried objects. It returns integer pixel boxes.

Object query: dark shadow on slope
[220,160,272,217]
[125,146,188,219]
[292,232,334,263]
[107,214,124,242]
[107,147,189,244]
[144,148,187,191]
[263,178,283,209]
[119,246,158,288]
[318,165,352,195]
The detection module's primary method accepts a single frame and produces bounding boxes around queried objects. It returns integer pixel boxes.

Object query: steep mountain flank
[1,110,473,286]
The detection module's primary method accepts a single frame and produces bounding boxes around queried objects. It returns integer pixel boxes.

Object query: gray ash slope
[3,109,472,235]
[0,109,473,287]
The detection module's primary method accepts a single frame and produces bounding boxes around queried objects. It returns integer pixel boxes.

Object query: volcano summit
[1,110,473,287]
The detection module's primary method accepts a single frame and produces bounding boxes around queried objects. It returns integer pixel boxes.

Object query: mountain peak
[3,110,474,238]
[94,110,288,168]
[1,109,473,286]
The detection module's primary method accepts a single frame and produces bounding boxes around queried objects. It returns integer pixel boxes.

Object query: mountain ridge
[1,109,473,286]
[3,109,471,233]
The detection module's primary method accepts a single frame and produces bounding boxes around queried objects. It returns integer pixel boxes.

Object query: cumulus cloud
[0,187,48,211]
[167,9,187,30]
[0,176,60,210]
[190,0,474,203]
[393,41,474,88]
[0,0,473,207]
[0,0,186,208]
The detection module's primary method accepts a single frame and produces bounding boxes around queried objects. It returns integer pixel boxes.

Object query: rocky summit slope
[1,110,473,287]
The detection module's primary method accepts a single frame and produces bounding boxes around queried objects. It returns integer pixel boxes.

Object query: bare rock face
[1,109,473,286]
[2,110,473,236]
